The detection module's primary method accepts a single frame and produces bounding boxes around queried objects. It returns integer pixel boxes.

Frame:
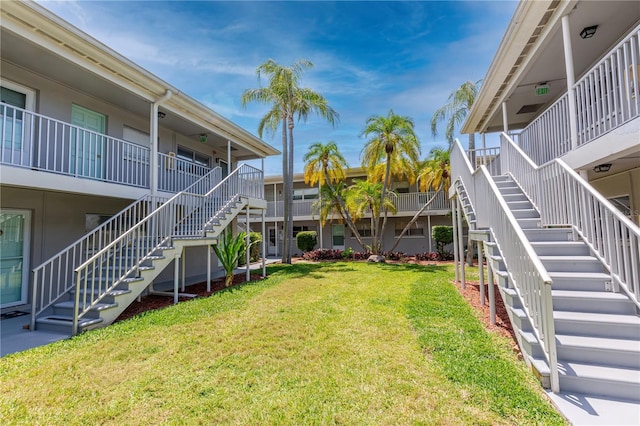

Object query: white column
[457,196,466,289]
[246,207,250,281]
[206,245,212,293]
[487,258,496,325]
[262,209,266,277]
[481,133,487,167]
[478,241,485,305]
[227,140,232,171]
[173,252,180,304]
[451,198,459,283]
[562,14,579,150]
[181,248,186,292]
[427,215,432,253]
[502,101,509,134]
[150,90,172,200]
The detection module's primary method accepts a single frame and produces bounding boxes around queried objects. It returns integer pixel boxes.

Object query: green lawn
[0,262,564,425]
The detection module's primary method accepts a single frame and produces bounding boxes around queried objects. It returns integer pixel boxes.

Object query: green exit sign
[536,84,549,96]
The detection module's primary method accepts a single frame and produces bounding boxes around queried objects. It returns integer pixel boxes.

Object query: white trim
[0,209,31,308]
[1,79,36,111]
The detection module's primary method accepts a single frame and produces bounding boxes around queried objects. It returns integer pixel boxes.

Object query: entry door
[0,210,31,308]
[332,224,345,250]
[267,226,277,256]
[219,160,229,178]
[1,86,32,167]
[71,104,106,179]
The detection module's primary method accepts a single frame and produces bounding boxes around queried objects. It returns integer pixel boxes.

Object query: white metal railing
[502,133,640,306]
[469,147,501,177]
[517,94,571,165]
[30,195,168,329]
[452,139,559,392]
[157,152,212,193]
[71,164,261,334]
[516,24,640,164]
[0,104,150,187]
[264,191,448,219]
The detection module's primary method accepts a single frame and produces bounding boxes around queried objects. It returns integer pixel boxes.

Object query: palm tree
[242,59,339,264]
[388,147,450,253]
[430,80,481,155]
[303,142,366,251]
[361,110,420,254]
[431,80,480,266]
[345,180,397,254]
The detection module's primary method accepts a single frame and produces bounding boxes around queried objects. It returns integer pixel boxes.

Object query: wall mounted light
[593,163,611,173]
[157,111,166,119]
[580,25,598,39]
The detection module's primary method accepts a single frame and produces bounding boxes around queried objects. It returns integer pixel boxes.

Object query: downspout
[150,90,173,200]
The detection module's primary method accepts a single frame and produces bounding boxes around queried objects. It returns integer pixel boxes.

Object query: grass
[0,262,564,425]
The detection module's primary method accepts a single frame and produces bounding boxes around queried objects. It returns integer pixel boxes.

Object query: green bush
[238,232,263,266]
[432,225,453,257]
[296,231,317,253]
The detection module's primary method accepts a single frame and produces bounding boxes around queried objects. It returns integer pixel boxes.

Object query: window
[395,220,424,237]
[293,225,316,237]
[350,221,372,238]
[177,146,210,167]
[293,188,319,200]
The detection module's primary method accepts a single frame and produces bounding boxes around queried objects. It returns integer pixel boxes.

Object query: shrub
[342,247,354,259]
[382,251,405,261]
[237,232,262,266]
[212,232,257,287]
[302,248,343,261]
[296,231,317,253]
[415,251,441,261]
[432,225,453,258]
[352,250,372,260]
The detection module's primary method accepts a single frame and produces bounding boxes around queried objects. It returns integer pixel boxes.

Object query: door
[267,226,277,256]
[219,160,229,178]
[332,224,345,250]
[1,85,33,167]
[0,210,31,308]
[71,104,106,179]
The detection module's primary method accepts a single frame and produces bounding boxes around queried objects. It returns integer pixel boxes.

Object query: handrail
[30,194,167,330]
[502,133,640,305]
[0,103,151,187]
[451,139,559,392]
[157,152,212,193]
[71,163,262,335]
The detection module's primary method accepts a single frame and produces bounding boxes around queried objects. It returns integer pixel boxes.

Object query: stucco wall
[589,167,640,226]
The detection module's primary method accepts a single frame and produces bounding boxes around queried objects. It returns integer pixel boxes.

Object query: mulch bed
[114,272,264,323]
[115,259,520,357]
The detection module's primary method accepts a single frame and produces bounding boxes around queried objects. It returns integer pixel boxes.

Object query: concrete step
[540,256,604,273]
[516,217,542,229]
[524,228,573,242]
[558,361,640,402]
[36,316,103,334]
[549,271,610,292]
[531,241,591,257]
[552,290,636,315]
[497,186,523,195]
[495,180,518,188]
[53,300,118,319]
[506,200,534,210]
[501,193,529,203]
[510,209,540,219]
[554,311,640,339]
[556,334,640,369]
[493,175,511,183]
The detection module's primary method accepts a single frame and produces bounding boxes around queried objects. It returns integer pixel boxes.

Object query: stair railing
[30,194,167,330]
[71,164,261,335]
[501,133,640,306]
[452,139,559,392]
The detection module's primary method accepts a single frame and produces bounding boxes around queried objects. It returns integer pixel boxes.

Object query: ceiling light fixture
[199,134,208,143]
[593,163,611,173]
[580,25,598,39]
[157,111,166,119]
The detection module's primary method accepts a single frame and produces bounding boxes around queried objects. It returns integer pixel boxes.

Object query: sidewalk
[1,258,281,357]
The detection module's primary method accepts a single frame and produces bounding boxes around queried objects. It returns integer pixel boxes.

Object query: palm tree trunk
[281,118,291,264]
[287,117,295,263]
[323,172,368,251]
[376,155,392,255]
[388,188,442,253]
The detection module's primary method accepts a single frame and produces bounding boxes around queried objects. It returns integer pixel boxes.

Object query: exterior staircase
[480,175,640,403]
[31,164,264,335]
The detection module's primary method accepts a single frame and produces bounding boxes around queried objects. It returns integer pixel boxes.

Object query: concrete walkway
[1,258,281,357]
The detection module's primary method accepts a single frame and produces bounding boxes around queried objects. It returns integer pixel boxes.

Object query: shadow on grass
[266,261,357,279]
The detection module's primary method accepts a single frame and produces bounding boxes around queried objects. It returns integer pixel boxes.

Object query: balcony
[263,190,449,220]
[516,24,640,165]
[0,104,212,194]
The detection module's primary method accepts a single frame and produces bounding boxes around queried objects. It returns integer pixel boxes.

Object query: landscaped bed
[0,262,564,424]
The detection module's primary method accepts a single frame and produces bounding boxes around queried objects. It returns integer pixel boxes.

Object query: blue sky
[40,0,517,175]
